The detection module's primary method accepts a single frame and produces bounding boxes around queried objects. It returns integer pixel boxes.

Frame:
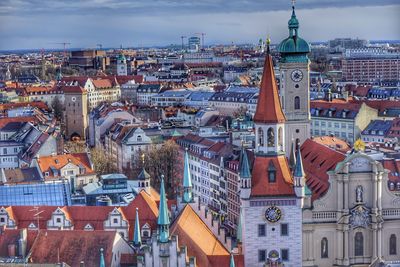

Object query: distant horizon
[0,1,399,50]
[1,39,400,54]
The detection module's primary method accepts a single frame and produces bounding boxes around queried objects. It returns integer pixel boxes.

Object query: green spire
[133,208,142,247]
[99,248,105,267]
[239,146,251,179]
[157,175,170,243]
[182,149,193,203]
[230,253,236,267]
[236,208,242,243]
[288,5,299,34]
[294,148,305,178]
[289,139,297,169]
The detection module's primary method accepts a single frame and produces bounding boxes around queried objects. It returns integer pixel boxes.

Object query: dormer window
[137,135,142,142]
[268,161,276,183]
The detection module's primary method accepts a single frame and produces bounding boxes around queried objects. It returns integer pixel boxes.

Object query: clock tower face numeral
[291,69,303,82]
[265,206,282,223]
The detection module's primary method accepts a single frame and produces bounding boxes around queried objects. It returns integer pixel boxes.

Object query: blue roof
[156,90,191,98]
[187,91,214,101]
[226,86,259,94]
[0,182,72,206]
[361,120,392,136]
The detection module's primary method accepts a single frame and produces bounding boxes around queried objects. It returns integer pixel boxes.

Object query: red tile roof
[0,102,49,112]
[382,159,400,185]
[92,78,113,89]
[253,54,286,123]
[311,136,351,154]
[61,85,86,94]
[251,156,294,197]
[0,117,38,128]
[29,230,117,266]
[300,139,346,201]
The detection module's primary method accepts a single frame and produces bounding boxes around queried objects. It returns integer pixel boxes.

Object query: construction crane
[180,36,187,51]
[194,33,206,50]
[49,42,71,63]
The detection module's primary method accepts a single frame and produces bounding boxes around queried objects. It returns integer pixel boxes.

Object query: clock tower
[278,4,311,154]
[240,42,304,267]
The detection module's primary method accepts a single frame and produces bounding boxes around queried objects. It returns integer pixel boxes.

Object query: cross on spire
[291,0,296,8]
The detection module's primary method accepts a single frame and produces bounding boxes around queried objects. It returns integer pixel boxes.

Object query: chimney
[80,261,85,267]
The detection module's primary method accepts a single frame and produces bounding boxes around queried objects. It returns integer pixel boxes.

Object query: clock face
[291,69,303,82]
[71,97,76,102]
[265,206,282,223]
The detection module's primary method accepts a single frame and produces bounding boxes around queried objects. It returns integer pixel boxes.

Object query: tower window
[268,161,276,183]
[280,223,288,236]
[258,128,264,147]
[295,84,299,88]
[321,238,328,258]
[294,96,300,110]
[258,224,266,237]
[281,249,289,261]
[390,234,397,255]
[258,250,266,262]
[267,128,275,147]
[354,232,363,256]
[278,127,283,148]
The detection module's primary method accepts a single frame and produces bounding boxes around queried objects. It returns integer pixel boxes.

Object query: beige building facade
[302,152,400,266]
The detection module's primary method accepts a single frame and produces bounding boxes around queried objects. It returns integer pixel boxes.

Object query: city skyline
[0,0,399,50]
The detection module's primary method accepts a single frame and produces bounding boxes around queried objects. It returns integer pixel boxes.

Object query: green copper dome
[117,53,126,62]
[278,5,310,58]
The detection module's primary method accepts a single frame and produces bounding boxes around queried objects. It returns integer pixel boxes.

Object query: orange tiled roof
[92,78,113,89]
[312,136,351,154]
[382,159,400,184]
[170,205,230,267]
[251,155,294,197]
[0,102,49,112]
[0,117,38,128]
[253,54,286,123]
[36,153,94,178]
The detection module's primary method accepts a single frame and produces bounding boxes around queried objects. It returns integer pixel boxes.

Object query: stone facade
[302,152,400,266]
[64,88,88,140]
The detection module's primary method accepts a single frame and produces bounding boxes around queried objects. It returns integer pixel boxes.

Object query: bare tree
[90,148,118,175]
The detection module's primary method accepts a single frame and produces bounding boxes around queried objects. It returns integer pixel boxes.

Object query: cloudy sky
[0,0,399,50]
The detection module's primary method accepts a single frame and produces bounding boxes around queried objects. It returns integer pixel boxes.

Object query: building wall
[242,198,303,267]
[64,91,88,140]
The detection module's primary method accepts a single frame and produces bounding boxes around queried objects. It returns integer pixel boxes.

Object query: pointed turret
[239,146,251,200]
[133,208,142,247]
[182,148,194,203]
[230,253,236,267]
[253,47,286,124]
[294,148,305,198]
[137,154,151,194]
[289,138,297,169]
[99,248,105,267]
[157,175,170,243]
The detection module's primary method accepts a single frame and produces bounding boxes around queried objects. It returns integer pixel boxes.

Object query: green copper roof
[278,5,310,57]
[157,176,170,243]
[171,129,183,137]
[239,147,251,179]
[117,53,126,62]
[294,149,305,178]
[133,208,142,247]
[230,253,236,267]
[99,248,105,267]
[182,149,193,203]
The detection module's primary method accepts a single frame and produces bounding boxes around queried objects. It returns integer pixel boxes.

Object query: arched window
[267,128,275,147]
[355,232,364,256]
[268,161,276,183]
[321,238,328,258]
[294,96,300,110]
[390,234,397,255]
[258,128,264,147]
[278,127,283,148]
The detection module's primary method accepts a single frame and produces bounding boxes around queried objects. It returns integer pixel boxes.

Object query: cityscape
[0,1,399,267]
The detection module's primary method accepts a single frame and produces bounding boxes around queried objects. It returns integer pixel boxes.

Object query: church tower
[117,53,127,76]
[240,42,303,267]
[278,3,311,154]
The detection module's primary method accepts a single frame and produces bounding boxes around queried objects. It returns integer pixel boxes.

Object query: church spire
[253,48,286,124]
[182,148,193,203]
[239,146,251,179]
[294,148,305,179]
[294,148,306,198]
[157,175,170,243]
[99,248,105,267]
[230,253,236,267]
[133,208,142,247]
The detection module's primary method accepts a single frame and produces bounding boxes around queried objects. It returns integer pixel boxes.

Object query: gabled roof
[170,205,232,267]
[253,54,286,123]
[28,230,117,266]
[251,156,294,197]
[36,153,94,178]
